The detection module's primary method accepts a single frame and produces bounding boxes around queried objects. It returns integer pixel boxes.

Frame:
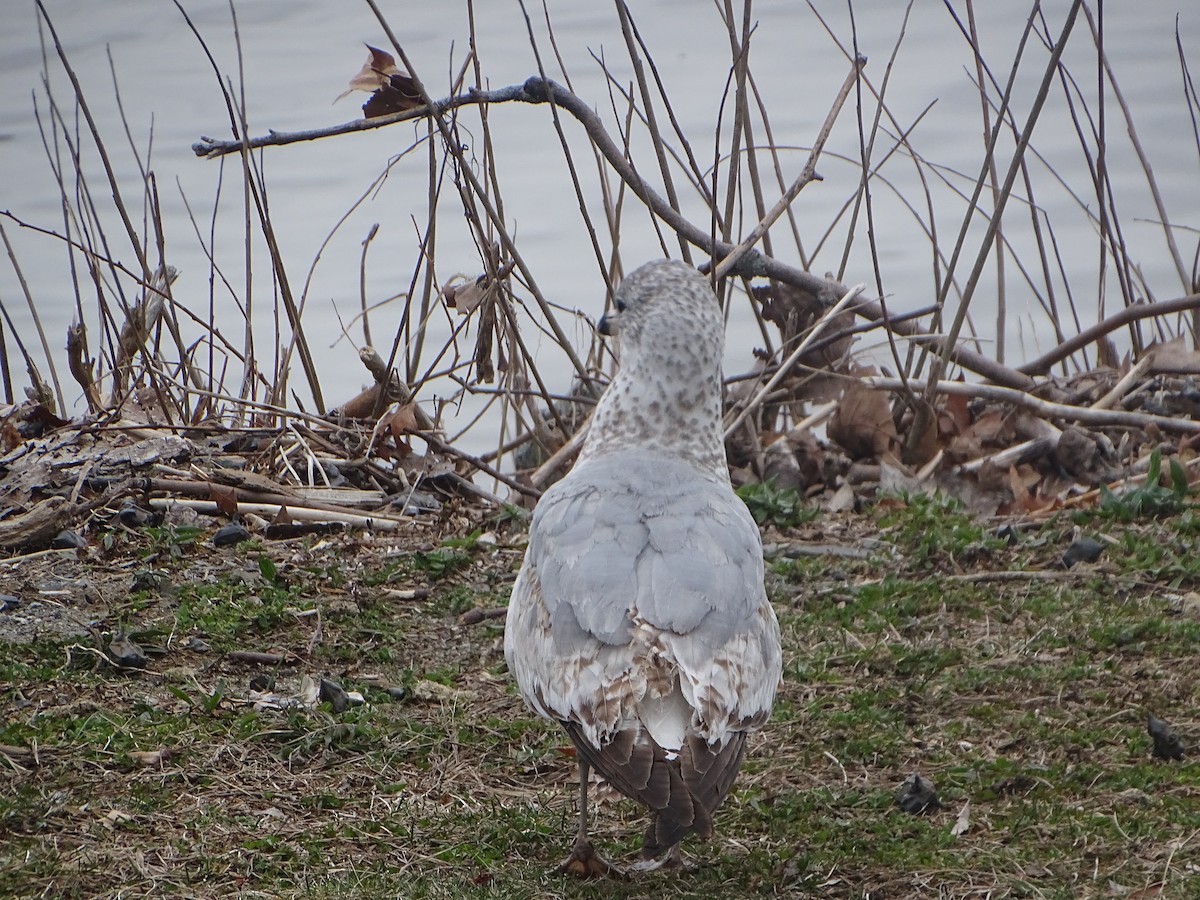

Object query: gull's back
[505,259,782,860]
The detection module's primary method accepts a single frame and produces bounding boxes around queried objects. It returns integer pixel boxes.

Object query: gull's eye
[614,299,627,313]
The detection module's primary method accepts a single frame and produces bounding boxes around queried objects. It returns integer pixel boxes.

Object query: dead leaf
[828,378,898,459]
[472,305,496,384]
[209,483,238,517]
[950,799,971,837]
[335,45,423,118]
[879,456,923,496]
[128,749,170,767]
[376,403,420,461]
[442,275,489,316]
[362,72,422,118]
[941,390,972,436]
[336,45,401,101]
[948,409,1008,461]
[299,674,321,708]
[102,809,134,826]
[824,481,856,513]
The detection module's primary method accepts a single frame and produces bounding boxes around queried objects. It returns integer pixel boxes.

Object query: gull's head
[597,260,725,375]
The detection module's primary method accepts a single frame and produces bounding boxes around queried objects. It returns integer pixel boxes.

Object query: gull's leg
[554,760,626,879]
[574,759,589,844]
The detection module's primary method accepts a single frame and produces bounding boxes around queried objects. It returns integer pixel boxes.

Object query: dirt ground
[1,492,1198,899]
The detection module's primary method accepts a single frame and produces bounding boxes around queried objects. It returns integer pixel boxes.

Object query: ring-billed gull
[505,259,782,877]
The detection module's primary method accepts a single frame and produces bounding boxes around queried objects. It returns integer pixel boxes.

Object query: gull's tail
[563,721,748,859]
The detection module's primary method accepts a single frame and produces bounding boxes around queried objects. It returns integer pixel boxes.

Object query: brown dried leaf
[828,379,898,460]
[335,45,401,101]
[362,72,422,118]
[208,484,238,517]
[384,402,420,437]
[998,464,1059,516]
[941,391,972,437]
[373,403,419,461]
[336,45,422,118]
[948,409,1007,461]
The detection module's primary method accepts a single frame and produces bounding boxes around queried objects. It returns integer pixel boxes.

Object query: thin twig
[724,284,866,438]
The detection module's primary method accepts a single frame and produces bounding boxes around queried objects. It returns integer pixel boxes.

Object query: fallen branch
[459,606,508,626]
[1019,293,1200,376]
[0,497,69,549]
[143,477,387,516]
[225,650,301,666]
[146,497,416,529]
[863,375,1200,434]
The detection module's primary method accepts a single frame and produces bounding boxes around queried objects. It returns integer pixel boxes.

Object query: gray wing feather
[531,452,762,645]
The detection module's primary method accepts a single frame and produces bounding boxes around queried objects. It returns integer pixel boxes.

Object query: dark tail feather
[640,732,747,860]
[562,722,748,860]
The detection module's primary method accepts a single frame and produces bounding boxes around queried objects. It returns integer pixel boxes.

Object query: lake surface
[2,1,1197,456]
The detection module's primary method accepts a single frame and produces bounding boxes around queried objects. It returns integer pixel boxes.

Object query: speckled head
[597,259,724,377]
[582,259,729,475]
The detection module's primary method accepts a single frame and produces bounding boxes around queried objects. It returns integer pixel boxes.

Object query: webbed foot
[554,837,628,880]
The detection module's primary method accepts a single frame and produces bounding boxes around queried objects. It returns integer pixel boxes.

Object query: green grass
[737,479,820,528]
[2,497,1199,899]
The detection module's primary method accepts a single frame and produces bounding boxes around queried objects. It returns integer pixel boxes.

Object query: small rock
[51,530,86,550]
[0,594,20,612]
[319,677,350,713]
[184,636,212,653]
[896,773,942,814]
[117,503,158,528]
[107,632,147,669]
[249,674,276,692]
[213,523,251,547]
[1062,535,1106,568]
[1147,713,1185,760]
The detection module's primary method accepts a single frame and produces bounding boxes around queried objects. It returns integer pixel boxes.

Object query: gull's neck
[578,354,727,480]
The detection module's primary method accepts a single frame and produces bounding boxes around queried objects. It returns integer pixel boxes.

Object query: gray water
[1,1,1197,453]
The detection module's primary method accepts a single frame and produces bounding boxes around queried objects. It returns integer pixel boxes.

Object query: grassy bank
[2,494,1196,898]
